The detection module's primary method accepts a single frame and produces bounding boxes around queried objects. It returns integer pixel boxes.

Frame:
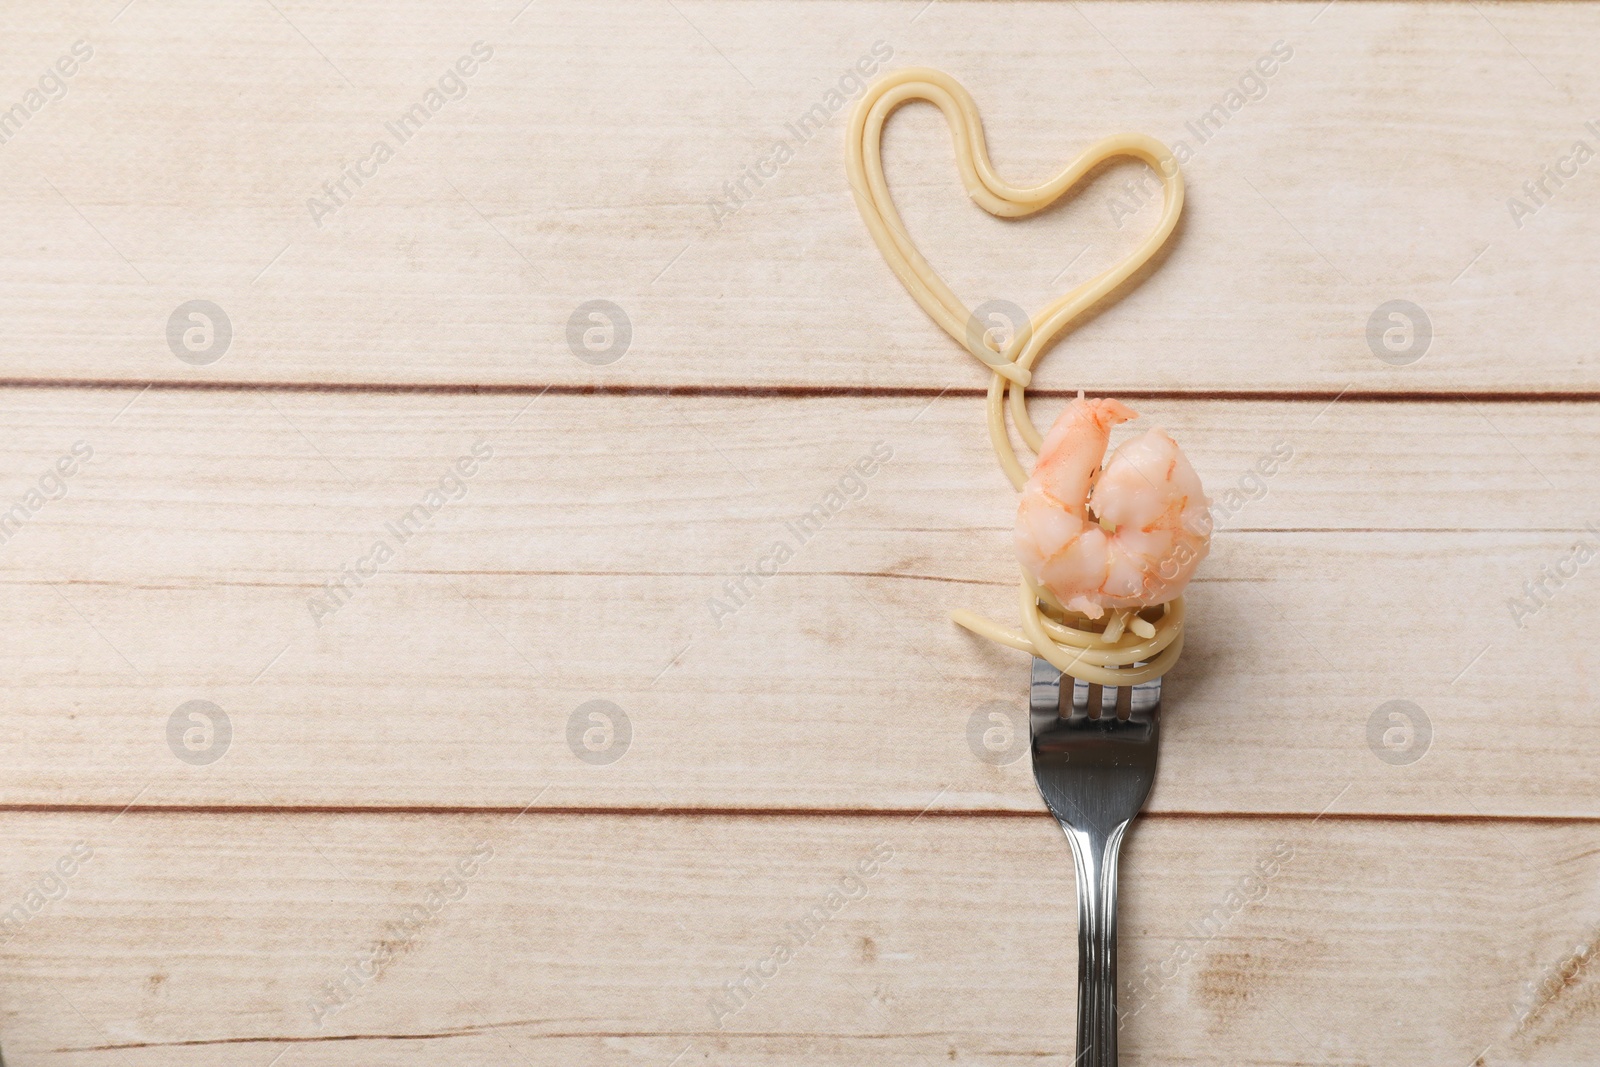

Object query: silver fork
[1029,656,1163,1067]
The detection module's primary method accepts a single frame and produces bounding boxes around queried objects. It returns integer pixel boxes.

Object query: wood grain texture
[0,812,1589,1065]
[0,0,1595,1063]
[0,388,1592,817]
[0,2,1596,390]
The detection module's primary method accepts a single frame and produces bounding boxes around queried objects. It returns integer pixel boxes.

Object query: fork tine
[1129,674,1163,721]
[1030,656,1063,718]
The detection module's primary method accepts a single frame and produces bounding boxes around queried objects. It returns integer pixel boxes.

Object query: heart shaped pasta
[846,67,1196,685]
[847,66,1184,484]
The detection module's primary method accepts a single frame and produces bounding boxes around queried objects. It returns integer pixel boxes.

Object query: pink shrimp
[1014,397,1211,619]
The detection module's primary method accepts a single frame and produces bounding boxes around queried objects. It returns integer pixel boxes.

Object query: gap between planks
[0,378,1597,403]
[3,803,1596,826]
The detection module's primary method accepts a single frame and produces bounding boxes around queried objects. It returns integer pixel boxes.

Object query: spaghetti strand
[847,67,1191,684]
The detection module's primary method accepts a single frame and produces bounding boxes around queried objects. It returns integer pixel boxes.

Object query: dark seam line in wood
[23,545,1573,596]
[0,378,1598,403]
[5,803,1591,824]
[58,1027,949,1052]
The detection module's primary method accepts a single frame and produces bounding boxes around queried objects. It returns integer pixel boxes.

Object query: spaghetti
[846,67,1193,686]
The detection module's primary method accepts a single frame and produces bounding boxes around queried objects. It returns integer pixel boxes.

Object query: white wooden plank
[0,811,1589,1064]
[0,2,1595,390]
[0,388,1592,816]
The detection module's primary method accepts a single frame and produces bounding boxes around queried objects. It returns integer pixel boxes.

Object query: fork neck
[1062,820,1129,1067]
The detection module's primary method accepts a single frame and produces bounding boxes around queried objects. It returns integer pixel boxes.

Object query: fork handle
[1063,821,1128,1067]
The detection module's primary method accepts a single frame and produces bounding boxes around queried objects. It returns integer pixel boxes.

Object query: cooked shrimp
[1015,396,1211,620]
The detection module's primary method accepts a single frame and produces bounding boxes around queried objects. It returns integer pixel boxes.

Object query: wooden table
[0,0,1594,1063]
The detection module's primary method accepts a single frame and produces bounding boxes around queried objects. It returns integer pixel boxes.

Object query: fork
[1029,656,1163,1067]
